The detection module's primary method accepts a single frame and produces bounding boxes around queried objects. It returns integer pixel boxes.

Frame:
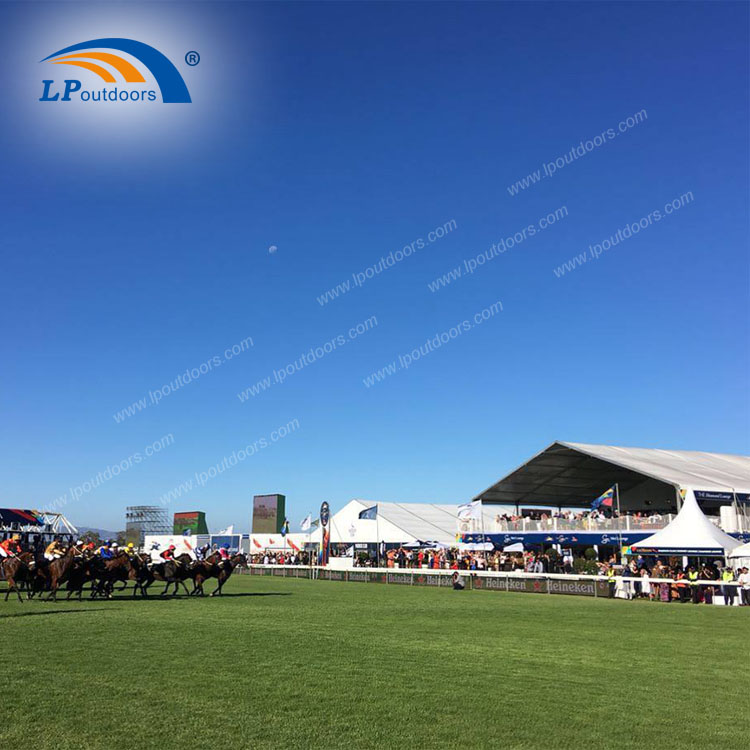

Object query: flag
[215,524,234,535]
[591,487,614,509]
[281,519,290,537]
[358,505,378,520]
[457,501,481,520]
[300,514,312,531]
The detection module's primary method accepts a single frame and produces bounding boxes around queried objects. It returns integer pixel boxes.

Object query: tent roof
[630,490,741,554]
[727,541,750,559]
[472,442,750,506]
[312,500,495,546]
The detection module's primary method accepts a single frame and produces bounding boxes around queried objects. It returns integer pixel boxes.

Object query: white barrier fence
[238,565,747,606]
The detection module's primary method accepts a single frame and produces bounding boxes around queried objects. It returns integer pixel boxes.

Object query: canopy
[727,541,750,558]
[727,541,750,562]
[473,442,750,507]
[630,489,741,555]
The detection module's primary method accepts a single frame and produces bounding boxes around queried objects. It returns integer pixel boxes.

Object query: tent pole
[616,483,623,559]
[376,514,380,569]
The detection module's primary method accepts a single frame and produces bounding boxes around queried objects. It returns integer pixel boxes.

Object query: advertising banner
[548,579,596,596]
[319,501,330,566]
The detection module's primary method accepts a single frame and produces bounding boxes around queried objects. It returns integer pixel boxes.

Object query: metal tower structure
[125,505,171,545]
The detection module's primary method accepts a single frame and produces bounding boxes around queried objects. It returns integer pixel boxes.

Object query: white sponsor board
[143,534,198,561]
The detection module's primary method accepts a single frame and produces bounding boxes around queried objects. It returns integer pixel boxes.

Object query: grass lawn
[1,574,748,749]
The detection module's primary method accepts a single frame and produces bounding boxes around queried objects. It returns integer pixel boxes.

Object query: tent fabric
[630,489,741,555]
[727,542,750,568]
[306,500,492,546]
[727,541,750,562]
[564,443,750,494]
[472,441,750,506]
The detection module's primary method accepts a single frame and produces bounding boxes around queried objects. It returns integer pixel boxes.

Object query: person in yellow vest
[688,567,700,604]
[607,565,617,598]
[721,567,736,606]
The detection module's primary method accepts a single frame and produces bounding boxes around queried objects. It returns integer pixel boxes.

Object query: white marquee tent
[630,489,741,556]
[306,499,480,547]
[727,540,750,567]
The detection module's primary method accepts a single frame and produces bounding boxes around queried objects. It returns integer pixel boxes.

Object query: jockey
[160,544,177,563]
[97,541,114,559]
[218,544,231,566]
[126,542,136,556]
[44,538,66,561]
[196,543,211,561]
[0,537,21,558]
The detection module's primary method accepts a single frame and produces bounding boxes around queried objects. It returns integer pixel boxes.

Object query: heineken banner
[245,566,613,599]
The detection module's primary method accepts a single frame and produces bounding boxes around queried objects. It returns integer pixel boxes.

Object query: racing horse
[188,552,223,596]
[1,552,34,602]
[148,553,193,596]
[39,545,82,601]
[210,553,247,596]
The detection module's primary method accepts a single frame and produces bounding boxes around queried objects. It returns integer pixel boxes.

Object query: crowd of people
[493,508,667,528]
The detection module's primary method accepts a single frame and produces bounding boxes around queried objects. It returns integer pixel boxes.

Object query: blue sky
[1,1,748,531]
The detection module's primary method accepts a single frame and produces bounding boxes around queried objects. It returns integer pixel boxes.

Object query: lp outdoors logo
[39,38,192,103]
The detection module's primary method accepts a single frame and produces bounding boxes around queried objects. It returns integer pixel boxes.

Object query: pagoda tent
[630,489,741,556]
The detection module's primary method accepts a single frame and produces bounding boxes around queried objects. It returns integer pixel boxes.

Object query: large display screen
[252,494,286,533]
[173,511,208,535]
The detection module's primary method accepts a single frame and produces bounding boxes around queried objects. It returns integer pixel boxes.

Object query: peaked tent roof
[630,490,741,555]
[472,442,750,506]
[308,500,493,546]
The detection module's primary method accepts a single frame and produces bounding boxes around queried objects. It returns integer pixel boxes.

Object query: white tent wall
[727,541,750,568]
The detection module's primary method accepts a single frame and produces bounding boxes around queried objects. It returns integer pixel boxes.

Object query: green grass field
[1,575,748,749]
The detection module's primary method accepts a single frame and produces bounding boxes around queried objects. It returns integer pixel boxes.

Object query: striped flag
[591,487,614,509]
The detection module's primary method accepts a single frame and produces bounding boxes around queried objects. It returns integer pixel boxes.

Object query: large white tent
[306,499,477,547]
[727,541,750,567]
[630,489,741,555]
[473,441,750,509]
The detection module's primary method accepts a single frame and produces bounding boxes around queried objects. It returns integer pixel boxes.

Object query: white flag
[457,501,481,520]
[215,524,234,535]
[300,514,312,531]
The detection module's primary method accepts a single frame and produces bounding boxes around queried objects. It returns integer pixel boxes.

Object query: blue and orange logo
[39,38,192,103]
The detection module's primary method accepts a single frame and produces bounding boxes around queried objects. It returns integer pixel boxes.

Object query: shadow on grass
[0,608,110,619]
[104,592,294,602]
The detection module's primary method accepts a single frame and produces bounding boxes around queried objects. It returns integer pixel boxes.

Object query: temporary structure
[630,489,741,555]
[727,540,750,567]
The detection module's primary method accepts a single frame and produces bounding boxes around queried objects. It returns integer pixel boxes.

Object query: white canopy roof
[473,441,750,507]
[307,500,481,546]
[727,541,750,560]
[565,443,750,494]
[630,489,741,555]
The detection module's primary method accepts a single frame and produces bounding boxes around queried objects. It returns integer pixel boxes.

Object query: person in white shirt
[738,567,750,606]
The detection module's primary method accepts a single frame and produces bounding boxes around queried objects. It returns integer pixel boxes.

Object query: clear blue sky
[1,1,748,531]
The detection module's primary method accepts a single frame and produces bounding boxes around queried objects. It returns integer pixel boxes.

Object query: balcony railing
[480,513,749,534]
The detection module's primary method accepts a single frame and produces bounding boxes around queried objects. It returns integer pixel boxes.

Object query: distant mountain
[77,526,122,540]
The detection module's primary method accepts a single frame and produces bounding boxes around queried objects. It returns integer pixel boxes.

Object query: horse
[64,551,97,600]
[189,552,223,596]
[210,553,247,596]
[1,552,34,602]
[91,552,138,599]
[41,546,81,601]
[148,553,193,596]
